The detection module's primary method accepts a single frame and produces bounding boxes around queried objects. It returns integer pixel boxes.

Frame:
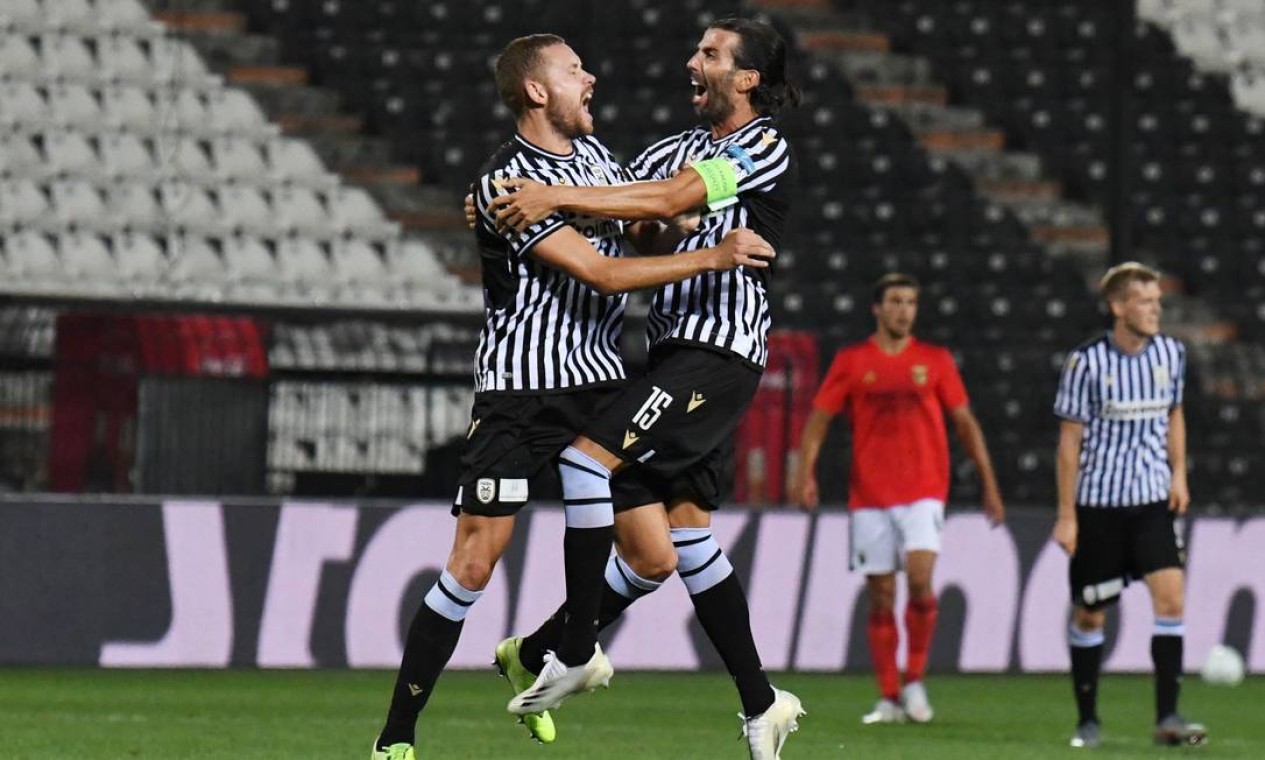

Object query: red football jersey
[812,337,969,509]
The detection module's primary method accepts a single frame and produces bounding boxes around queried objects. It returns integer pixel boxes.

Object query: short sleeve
[474,170,566,256]
[727,125,793,195]
[1053,350,1093,422]
[935,350,969,410]
[812,349,851,415]
[1172,340,1186,407]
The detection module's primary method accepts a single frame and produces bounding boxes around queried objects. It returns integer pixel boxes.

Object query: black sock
[378,604,464,747]
[1152,634,1183,722]
[556,525,613,665]
[522,583,636,674]
[690,574,774,718]
[1070,643,1103,725]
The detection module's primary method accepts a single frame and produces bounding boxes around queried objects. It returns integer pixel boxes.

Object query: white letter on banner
[100,501,233,667]
[1019,540,1071,672]
[257,503,358,667]
[746,512,811,670]
[1186,517,1265,672]
[345,504,509,668]
[935,514,1020,671]
[603,512,750,669]
[512,508,566,632]
[794,512,866,672]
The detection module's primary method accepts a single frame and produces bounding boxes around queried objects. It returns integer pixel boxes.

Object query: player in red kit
[795,273,1005,724]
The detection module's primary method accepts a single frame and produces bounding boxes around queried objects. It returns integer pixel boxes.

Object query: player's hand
[463,192,476,230]
[1168,475,1190,515]
[1053,514,1077,556]
[488,178,556,234]
[710,229,774,271]
[796,473,820,511]
[982,486,1005,526]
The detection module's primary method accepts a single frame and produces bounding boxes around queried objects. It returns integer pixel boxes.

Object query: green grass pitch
[3,669,1261,758]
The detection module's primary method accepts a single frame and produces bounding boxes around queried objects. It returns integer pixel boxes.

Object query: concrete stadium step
[153,9,246,33]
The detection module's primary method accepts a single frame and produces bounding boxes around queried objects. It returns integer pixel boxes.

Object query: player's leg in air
[666,497,804,760]
[498,501,675,743]
[894,498,944,724]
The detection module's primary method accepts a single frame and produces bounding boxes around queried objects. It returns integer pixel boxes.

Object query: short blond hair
[1099,261,1161,302]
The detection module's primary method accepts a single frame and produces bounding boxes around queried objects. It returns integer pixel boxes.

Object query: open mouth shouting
[690,75,708,108]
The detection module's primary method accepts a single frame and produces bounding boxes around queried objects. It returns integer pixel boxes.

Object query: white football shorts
[849,498,945,574]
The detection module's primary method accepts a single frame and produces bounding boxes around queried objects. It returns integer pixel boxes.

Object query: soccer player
[370,34,774,760]
[1052,262,1206,748]
[488,18,806,759]
[794,272,1005,725]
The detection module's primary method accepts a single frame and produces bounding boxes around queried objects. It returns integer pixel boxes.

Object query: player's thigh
[583,347,759,481]
[613,502,675,578]
[1130,501,1185,577]
[455,389,617,516]
[892,498,945,554]
[1068,506,1130,609]
[849,507,899,574]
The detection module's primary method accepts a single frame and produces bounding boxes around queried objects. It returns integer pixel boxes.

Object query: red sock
[904,596,939,684]
[868,610,900,701]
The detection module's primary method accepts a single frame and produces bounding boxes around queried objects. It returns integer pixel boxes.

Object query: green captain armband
[691,157,738,206]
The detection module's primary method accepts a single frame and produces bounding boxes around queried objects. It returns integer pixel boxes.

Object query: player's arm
[530,225,772,296]
[947,405,1005,526]
[1053,419,1084,555]
[795,409,836,511]
[490,163,722,230]
[1167,405,1189,514]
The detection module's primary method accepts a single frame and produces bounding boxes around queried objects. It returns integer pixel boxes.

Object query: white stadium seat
[58,230,118,288]
[272,186,331,234]
[0,0,42,29]
[42,131,99,176]
[98,132,158,179]
[276,236,332,291]
[217,185,274,233]
[95,0,157,32]
[0,178,50,227]
[47,82,102,129]
[266,138,329,183]
[40,33,97,80]
[0,33,40,78]
[0,81,50,128]
[203,89,273,135]
[159,181,219,230]
[112,229,165,280]
[101,84,156,132]
[166,233,226,282]
[2,229,63,284]
[210,136,266,181]
[0,133,45,178]
[49,178,107,227]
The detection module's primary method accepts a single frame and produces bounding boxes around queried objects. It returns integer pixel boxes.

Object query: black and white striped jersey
[1053,332,1187,507]
[472,134,629,394]
[628,115,796,369]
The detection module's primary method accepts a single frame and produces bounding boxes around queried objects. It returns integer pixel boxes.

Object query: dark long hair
[710,17,801,116]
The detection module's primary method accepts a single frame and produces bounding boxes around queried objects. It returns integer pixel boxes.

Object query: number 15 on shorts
[632,386,674,431]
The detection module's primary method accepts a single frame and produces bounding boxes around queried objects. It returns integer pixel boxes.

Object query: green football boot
[371,737,415,760]
[495,637,557,744]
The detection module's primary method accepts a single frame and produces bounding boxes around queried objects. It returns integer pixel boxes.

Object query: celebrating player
[489,17,807,759]
[369,33,773,760]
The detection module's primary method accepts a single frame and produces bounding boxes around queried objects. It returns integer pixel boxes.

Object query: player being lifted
[370,33,773,760]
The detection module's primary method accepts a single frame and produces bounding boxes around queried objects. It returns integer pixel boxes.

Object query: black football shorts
[1069,501,1186,609]
[453,385,623,517]
[587,345,760,511]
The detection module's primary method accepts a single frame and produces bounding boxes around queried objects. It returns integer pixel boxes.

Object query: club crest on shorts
[912,364,928,385]
[476,478,496,504]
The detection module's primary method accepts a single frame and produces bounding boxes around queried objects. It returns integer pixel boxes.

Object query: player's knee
[907,578,934,600]
[1072,605,1106,632]
[449,556,496,590]
[625,550,676,581]
[1154,595,1184,619]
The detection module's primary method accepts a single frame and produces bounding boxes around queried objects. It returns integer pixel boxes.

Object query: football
[1201,644,1246,687]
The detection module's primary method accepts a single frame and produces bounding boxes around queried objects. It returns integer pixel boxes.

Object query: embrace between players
[370,14,1205,760]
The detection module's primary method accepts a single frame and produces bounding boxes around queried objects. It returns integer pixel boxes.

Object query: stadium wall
[1,499,1259,673]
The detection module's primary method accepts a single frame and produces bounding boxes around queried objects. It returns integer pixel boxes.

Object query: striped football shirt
[472,134,629,393]
[1053,332,1186,507]
[627,115,796,369]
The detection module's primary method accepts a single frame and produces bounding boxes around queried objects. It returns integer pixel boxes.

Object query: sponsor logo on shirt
[1100,399,1170,421]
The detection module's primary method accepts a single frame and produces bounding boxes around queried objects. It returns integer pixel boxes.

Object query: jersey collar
[514,133,578,161]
